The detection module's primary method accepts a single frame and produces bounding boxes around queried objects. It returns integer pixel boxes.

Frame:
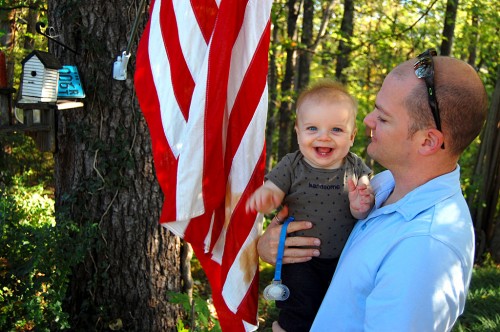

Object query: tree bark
[335,0,354,84]
[277,0,300,160]
[297,1,313,92]
[466,7,478,67]
[48,0,183,330]
[468,65,500,262]
[266,20,279,171]
[440,0,459,56]
[23,1,39,50]
[0,9,16,85]
[290,0,314,153]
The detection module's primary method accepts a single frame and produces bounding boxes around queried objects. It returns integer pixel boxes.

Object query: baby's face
[295,99,356,169]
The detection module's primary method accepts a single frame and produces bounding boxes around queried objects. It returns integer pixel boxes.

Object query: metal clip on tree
[113,0,147,80]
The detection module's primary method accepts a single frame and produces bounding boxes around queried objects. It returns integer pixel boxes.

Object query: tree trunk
[440,0,459,56]
[48,0,183,330]
[290,0,314,153]
[0,9,16,86]
[266,20,279,171]
[297,1,313,92]
[468,65,500,262]
[466,7,478,67]
[335,0,354,84]
[277,0,300,160]
[23,1,39,50]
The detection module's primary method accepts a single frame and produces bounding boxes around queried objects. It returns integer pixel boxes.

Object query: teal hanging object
[57,65,85,98]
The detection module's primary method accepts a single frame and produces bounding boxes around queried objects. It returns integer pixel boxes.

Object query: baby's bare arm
[246,181,285,214]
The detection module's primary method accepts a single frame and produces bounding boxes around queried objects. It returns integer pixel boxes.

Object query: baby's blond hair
[296,79,358,125]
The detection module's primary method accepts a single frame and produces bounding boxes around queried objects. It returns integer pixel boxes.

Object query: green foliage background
[0,133,95,331]
[0,0,499,330]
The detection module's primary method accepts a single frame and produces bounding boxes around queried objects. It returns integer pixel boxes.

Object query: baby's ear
[350,127,358,144]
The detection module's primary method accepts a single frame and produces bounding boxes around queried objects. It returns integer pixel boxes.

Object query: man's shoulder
[429,195,474,249]
[371,170,394,192]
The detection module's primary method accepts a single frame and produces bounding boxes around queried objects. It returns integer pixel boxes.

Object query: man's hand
[257,206,321,265]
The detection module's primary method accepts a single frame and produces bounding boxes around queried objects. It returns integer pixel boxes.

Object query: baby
[247,79,374,332]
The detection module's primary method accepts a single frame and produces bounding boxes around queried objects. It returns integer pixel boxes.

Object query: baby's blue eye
[306,126,318,131]
[332,127,342,133]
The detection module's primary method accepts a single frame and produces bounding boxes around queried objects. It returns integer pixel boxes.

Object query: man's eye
[377,116,387,123]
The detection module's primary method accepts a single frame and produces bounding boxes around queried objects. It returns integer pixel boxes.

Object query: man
[258,52,488,331]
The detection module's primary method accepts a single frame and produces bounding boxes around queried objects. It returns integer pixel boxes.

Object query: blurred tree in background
[1,0,499,330]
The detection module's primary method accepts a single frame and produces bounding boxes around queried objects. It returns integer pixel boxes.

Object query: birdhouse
[18,50,62,104]
[11,50,85,152]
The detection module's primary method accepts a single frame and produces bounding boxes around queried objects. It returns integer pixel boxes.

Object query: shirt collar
[367,165,462,222]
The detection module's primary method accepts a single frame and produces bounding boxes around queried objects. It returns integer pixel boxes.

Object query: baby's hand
[348,178,374,218]
[246,186,282,214]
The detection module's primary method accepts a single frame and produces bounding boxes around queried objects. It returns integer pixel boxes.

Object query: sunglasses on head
[414,48,444,149]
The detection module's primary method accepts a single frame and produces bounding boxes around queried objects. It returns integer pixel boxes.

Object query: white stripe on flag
[222,215,263,313]
[175,41,209,220]
[211,87,268,263]
[149,1,186,159]
[174,1,209,78]
[135,0,273,329]
[227,0,273,112]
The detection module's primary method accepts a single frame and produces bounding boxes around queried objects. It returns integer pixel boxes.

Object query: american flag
[134,0,272,330]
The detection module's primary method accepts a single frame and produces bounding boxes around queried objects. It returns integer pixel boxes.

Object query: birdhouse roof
[21,50,62,69]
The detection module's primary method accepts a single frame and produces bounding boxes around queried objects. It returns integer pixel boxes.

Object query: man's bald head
[390,56,488,155]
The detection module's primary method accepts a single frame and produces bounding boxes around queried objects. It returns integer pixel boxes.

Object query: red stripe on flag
[183,0,249,243]
[208,20,272,254]
[218,17,271,298]
[191,235,246,331]
[135,0,273,329]
[191,0,219,43]
[161,0,194,121]
[134,3,178,222]
[201,0,248,211]
[224,147,266,322]
[225,20,272,179]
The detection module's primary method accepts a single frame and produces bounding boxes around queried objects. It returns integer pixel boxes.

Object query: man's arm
[364,236,468,331]
[257,206,321,264]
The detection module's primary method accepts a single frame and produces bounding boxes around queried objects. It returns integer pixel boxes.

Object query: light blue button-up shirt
[311,166,474,332]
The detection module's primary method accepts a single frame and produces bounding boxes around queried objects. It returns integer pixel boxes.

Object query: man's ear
[419,129,444,155]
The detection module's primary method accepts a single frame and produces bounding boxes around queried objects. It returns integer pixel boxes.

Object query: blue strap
[274,216,295,281]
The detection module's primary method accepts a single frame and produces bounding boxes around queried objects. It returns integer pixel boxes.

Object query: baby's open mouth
[315,147,332,155]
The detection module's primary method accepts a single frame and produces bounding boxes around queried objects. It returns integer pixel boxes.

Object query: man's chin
[367,143,375,158]
[367,145,382,164]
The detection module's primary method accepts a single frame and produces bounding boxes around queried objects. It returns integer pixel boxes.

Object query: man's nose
[363,112,374,128]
